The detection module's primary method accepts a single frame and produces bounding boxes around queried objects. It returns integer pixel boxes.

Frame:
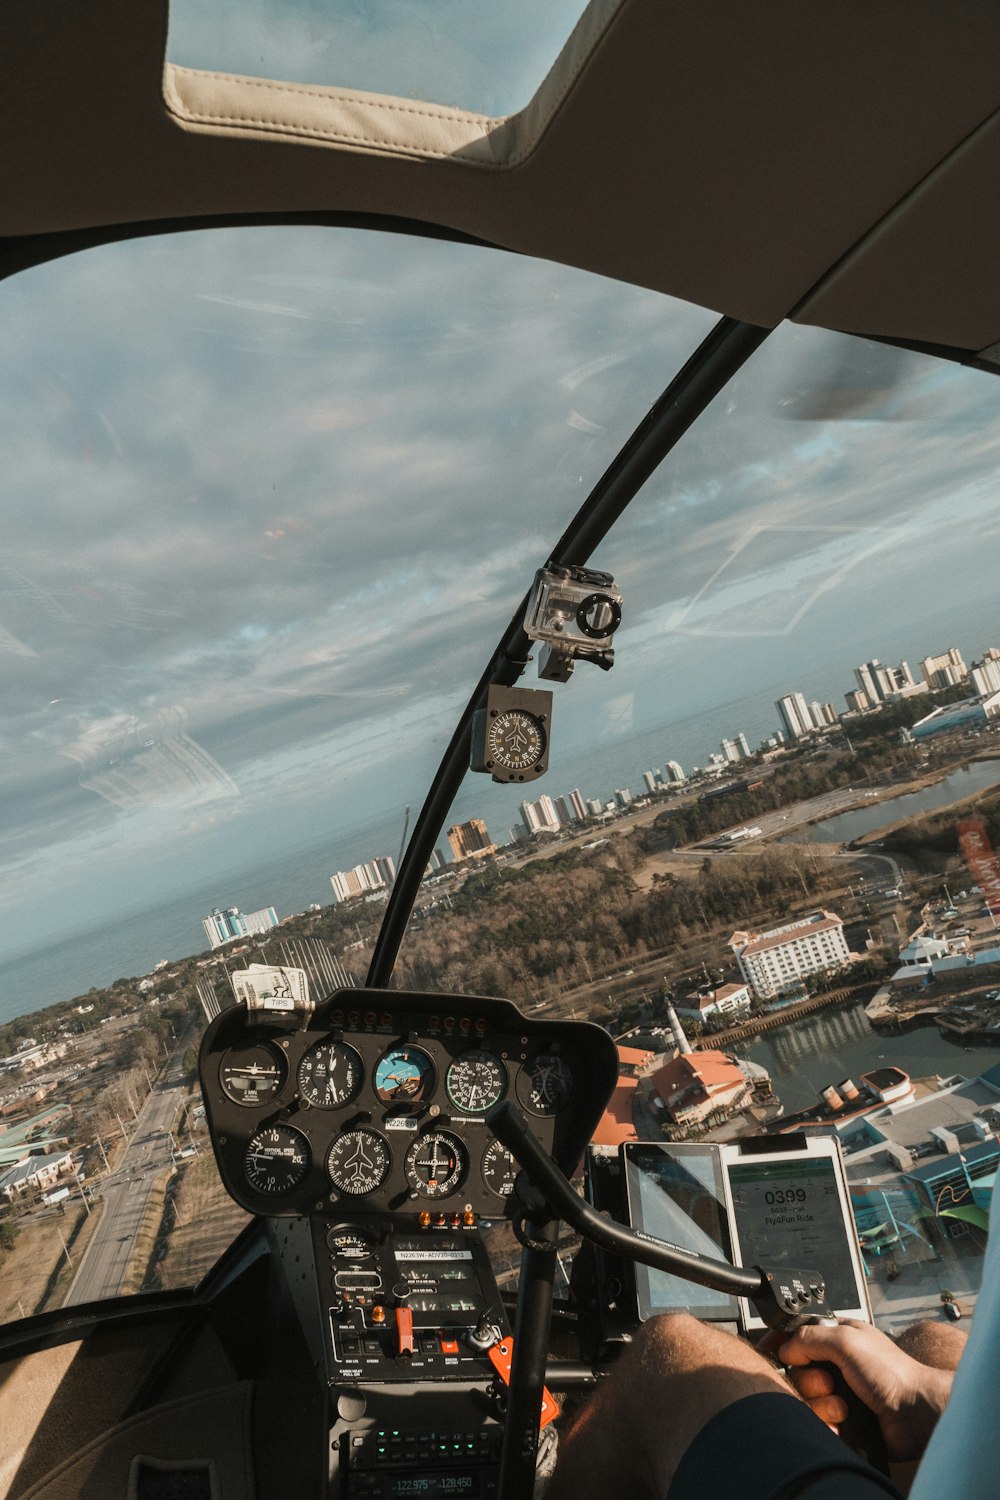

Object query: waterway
[743,997,1000,1114]
[784,759,1000,847]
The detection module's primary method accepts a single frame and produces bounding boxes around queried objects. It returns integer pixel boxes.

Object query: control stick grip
[790,1317,889,1474]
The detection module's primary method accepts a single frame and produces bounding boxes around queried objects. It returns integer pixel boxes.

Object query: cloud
[1,216,999,962]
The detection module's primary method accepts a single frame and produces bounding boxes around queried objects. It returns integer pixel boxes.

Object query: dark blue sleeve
[667,1392,904,1500]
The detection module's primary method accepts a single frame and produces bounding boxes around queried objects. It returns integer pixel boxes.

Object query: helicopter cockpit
[4,3,1000,1499]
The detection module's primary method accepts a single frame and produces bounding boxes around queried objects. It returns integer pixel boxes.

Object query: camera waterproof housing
[523,566,622,652]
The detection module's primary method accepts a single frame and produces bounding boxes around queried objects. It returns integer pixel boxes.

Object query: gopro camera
[524,566,622,652]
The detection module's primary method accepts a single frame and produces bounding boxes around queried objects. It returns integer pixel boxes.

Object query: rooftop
[733,911,844,958]
[650,1050,745,1098]
[863,1076,1000,1152]
[591,1075,638,1147]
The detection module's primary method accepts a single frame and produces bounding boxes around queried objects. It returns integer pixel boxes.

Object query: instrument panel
[199,987,618,1218]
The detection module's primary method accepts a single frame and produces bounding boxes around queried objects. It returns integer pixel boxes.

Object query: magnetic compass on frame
[470,684,551,784]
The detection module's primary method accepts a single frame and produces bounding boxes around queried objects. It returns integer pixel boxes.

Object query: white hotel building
[728,910,853,999]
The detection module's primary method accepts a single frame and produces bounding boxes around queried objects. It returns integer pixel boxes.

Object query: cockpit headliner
[4,0,1000,350]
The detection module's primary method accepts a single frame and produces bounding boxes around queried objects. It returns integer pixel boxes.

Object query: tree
[0,1220,20,1253]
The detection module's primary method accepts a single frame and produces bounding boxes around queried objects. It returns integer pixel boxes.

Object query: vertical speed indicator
[244,1124,309,1196]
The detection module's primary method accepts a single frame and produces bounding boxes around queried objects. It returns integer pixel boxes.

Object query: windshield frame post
[366,315,770,989]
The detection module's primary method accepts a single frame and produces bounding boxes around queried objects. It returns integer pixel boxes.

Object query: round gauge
[403,1131,468,1199]
[485,708,546,774]
[219,1043,286,1106]
[516,1052,574,1116]
[244,1124,309,1195]
[297,1040,363,1108]
[446,1049,507,1113]
[482,1140,518,1198]
[373,1045,435,1105]
[326,1129,392,1196]
[326,1228,375,1260]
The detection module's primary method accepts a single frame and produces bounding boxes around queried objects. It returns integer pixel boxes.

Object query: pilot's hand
[771,1319,959,1463]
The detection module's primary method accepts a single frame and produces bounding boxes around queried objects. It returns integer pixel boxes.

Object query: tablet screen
[623,1144,738,1322]
[726,1157,862,1314]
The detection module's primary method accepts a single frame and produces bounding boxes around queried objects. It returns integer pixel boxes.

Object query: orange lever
[395,1306,415,1356]
[487,1338,559,1428]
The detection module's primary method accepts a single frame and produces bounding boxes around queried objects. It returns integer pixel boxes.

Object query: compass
[470,685,552,783]
[487,709,546,771]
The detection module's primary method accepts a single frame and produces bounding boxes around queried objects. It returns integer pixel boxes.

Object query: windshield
[1,225,998,1337]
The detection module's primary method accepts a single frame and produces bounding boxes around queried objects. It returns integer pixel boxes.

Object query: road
[64,1064,186,1305]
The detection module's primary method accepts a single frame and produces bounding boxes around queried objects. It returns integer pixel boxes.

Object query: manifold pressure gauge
[470,684,552,784]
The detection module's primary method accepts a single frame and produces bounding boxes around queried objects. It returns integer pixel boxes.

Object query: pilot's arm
[548,1314,905,1500]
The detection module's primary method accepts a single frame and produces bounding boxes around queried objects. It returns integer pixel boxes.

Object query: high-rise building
[971,656,1000,697]
[330,869,363,903]
[447,818,494,861]
[855,658,915,705]
[569,788,588,820]
[920,648,967,689]
[330,854,397,903]
[720,738,742,763]
[642,770,658,793]
[587,798,604,817]
[845,688,869,714]
[554,795,572,824]
[242,906,279,936]
[664,760,685,783]
[729,910,852,999]
[202,903,279,948]
[519,795,560,835]
[775,692,814,740]
[736,733,751,757]
[203,907,245,949]
[614,787,632,809]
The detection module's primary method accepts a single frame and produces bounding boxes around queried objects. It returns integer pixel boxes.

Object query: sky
[1,2,999,970]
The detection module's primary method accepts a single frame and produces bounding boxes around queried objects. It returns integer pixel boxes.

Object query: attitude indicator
[373,1045,435,1104]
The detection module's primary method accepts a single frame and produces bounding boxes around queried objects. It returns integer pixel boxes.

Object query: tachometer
[516,1052,574,1115]
[244,1124,309,1195]
[403,1131,467,1198]
[373,1045,435,1104]
[297,1040,363,1108]
[445,1049,507,1113]
[327,1129,392,1196]
[220,1043,287,1106]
